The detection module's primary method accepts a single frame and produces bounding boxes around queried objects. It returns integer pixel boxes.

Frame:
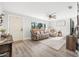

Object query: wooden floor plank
[12,39,77,57]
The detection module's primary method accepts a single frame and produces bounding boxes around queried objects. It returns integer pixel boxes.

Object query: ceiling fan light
[49,15,52,18]
[68,6,72,9]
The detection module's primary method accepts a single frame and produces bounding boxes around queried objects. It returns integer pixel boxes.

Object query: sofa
[31,29,49,40]
[31,29,62,41]
[49,29,58,37]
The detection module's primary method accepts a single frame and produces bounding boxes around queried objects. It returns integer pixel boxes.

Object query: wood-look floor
[12,39,77,57]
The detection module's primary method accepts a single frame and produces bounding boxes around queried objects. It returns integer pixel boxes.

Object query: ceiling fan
[47,12,56,20]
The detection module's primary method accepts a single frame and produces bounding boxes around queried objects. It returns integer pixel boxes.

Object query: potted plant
[37,23,43,29]
[0,29,6,38]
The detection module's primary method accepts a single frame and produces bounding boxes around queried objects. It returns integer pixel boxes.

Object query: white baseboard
[13,37,31,42]
[13,40,23,43]
[23,37,31,40]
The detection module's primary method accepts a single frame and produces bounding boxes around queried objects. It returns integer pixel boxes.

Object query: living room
[0,2,78,57]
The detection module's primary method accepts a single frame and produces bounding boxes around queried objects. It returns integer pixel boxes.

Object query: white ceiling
[0,2,77,20]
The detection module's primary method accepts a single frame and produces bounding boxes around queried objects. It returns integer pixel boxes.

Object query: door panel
[9,15,23,41]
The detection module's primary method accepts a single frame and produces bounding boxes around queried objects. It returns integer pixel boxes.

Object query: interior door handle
[20,28,23,31]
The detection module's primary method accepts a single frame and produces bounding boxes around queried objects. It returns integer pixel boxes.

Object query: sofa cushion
[36,31,40,34]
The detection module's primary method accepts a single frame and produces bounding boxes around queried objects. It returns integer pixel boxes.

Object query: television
[70,19,74,35]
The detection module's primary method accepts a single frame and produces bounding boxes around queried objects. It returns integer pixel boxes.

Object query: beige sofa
[31,29,49,40]
[49,29,58,37]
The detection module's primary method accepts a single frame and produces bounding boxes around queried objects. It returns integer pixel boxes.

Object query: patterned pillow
[36,31,40,34]
[40,31,44,34]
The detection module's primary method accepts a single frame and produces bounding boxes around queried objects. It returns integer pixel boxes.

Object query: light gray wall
[48,17,77,36]
[49,19,70,36]
[5,12,49,40]
[1,11,77,40]
[23,16,49,39]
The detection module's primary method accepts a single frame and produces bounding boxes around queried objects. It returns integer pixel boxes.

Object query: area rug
[40,37,66,50]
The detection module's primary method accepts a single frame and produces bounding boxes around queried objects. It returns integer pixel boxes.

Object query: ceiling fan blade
[51,12,56,15]
[49,15,56,19]
[46,12,56,20]
[52,15,56,19]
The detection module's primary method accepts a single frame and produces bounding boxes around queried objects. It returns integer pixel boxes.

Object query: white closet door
[9,15,23,41]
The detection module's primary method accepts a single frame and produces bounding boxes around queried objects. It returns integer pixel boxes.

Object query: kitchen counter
[0,35,13,57]
[0,35,13,45]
